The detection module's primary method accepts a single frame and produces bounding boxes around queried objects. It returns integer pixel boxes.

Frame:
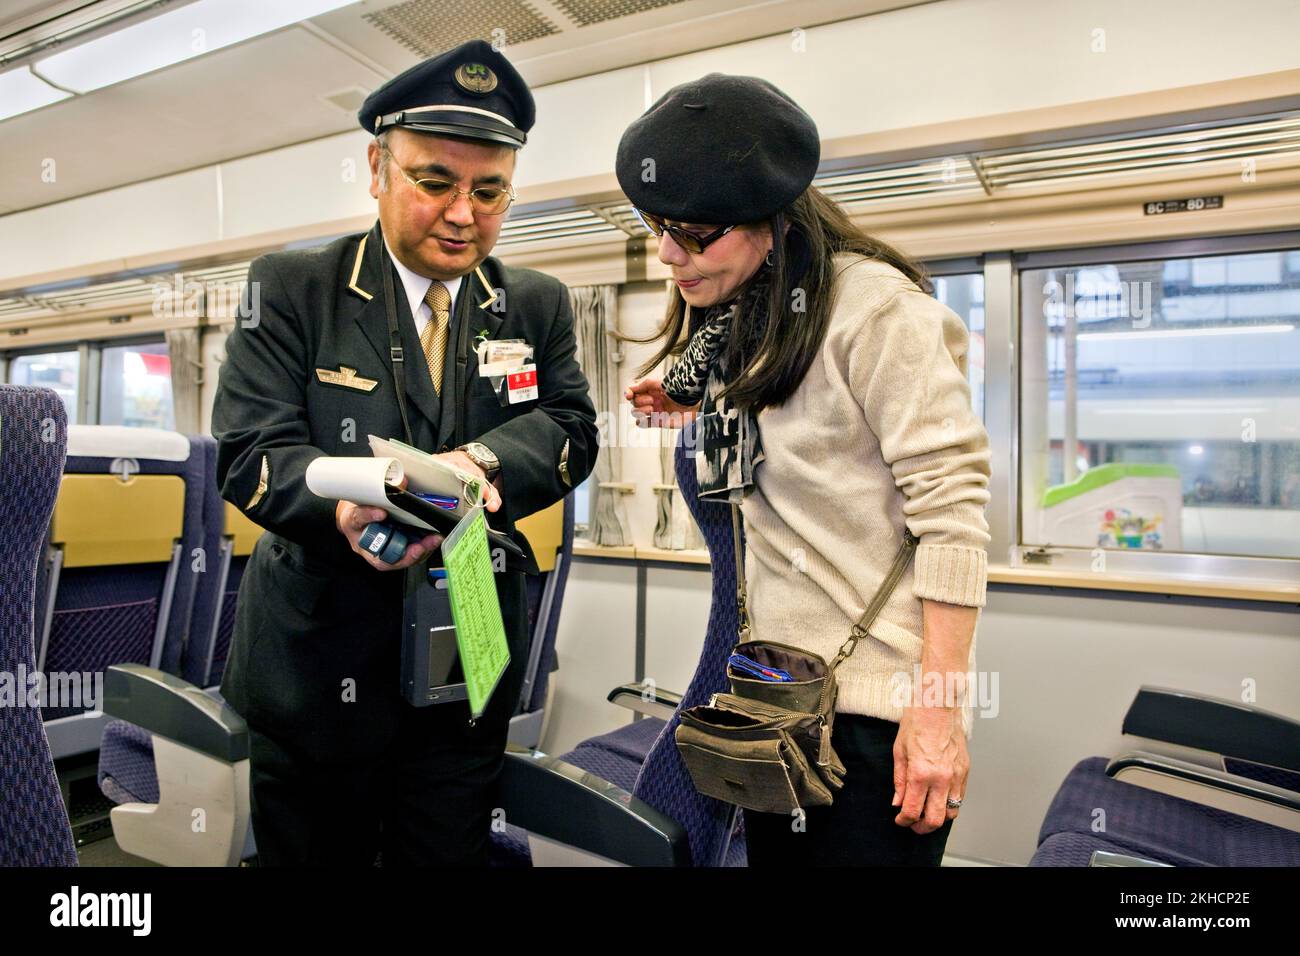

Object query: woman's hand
[625,378,700,428]
[891,704,969,834]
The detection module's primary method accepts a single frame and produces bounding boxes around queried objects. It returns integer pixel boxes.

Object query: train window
[1020,247,1300,561]
[8,350,80,424]
[98,340,175,430]
[932,273,986,419]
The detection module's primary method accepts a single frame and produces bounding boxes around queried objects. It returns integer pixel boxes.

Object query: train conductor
[211,40,598,866]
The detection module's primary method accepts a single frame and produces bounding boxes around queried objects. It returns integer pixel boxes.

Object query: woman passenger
[618,73,992,866]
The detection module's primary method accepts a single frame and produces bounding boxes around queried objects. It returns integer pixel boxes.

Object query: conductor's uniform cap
[359,39,535,148]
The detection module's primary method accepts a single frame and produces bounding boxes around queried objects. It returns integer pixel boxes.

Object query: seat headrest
[67,425,190,462]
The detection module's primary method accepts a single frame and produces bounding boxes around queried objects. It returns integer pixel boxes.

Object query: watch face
[462,444,498,475]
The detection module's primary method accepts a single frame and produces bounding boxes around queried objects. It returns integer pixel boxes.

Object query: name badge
[477,339,534,377]
[506,364,538,403]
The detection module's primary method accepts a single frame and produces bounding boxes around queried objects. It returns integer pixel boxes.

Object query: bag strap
[731,503,753,642]
[730,502,917,672]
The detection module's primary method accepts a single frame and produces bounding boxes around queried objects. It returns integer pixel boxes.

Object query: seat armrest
[1107,750,1300,832]
[606,682,682,721]
[1089,850,1172,867]
[1122,686,1300,772]
[103,663,248,763]
[499,746,690,866]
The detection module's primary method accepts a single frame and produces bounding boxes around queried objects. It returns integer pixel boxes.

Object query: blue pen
[414,492,460,509]
[728,653,794,682]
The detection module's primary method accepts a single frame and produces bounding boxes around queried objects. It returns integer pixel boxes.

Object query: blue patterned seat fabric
[1029,831,1163,867]
[0,385,77,866]
[1032,756,1300,866]
[97,720,160,806]
[563,717,667,792]
[180,437,225,687]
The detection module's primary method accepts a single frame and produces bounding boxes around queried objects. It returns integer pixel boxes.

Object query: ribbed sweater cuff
[912,544,988,607]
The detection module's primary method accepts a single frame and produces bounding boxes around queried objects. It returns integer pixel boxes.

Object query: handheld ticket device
[399,506,511,718]
[400,565,468,707]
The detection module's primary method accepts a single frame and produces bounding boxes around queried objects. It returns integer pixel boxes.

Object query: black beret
[359,40,535,148]
[615,72,820,224]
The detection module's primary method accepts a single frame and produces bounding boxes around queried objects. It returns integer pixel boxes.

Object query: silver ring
[946,797,963,809]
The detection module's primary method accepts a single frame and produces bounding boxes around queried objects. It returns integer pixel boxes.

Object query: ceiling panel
[362,0,562,56]
[0,26,386,214]
[0,0,927,215]
[309,0,915,90]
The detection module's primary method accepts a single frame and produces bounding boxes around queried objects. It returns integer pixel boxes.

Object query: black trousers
[244,569,529,867]
[744,713,955,866]
[247,695,516,866]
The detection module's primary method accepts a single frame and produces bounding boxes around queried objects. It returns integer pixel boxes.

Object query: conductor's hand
[432,451,502,513]
[336,498,442,571]
[625,378,699,428]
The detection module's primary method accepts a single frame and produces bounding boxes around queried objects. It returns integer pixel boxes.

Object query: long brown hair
[634,186,931,413]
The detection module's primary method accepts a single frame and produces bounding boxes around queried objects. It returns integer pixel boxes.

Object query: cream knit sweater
[738,252,991,735]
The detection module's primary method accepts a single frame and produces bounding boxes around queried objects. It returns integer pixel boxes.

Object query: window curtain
[570,284,630,546]
[164,327,201,436]
[653,350,704,550]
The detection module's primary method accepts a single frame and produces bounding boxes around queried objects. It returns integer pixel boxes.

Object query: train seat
[1030,687,1300,866]
[96,441,256,865]
[38,427,209,759]
[563,717,667,793]
[180,440,240,689]
[509,494,575,749]
[492,423,746,866]
[0,385,77,866]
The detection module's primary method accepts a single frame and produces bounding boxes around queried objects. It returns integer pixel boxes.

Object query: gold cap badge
[454,62,497,94]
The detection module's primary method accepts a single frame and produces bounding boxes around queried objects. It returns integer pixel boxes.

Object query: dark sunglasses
[633,208,736,254]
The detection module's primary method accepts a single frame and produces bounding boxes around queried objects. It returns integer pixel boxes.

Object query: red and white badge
[506,364,538,403]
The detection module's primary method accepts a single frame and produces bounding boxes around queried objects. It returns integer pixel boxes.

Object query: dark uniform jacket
[211,221,597,760]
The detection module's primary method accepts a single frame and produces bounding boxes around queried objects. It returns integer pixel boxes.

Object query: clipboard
[383,482,525,561]
[369,435,478,517]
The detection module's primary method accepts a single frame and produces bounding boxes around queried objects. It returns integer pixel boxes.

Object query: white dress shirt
[383,239,463,336]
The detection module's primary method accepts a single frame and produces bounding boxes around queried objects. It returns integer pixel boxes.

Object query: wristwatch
[457,441,500,480]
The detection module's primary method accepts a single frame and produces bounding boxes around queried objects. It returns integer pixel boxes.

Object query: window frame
[1007,231,1300,587]
[2,333,171,429]
[94,334,176,430]
[2,344,87,424]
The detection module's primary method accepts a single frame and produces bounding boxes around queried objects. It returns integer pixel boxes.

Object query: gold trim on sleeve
[247,455,269,510]
[558,438,571,487]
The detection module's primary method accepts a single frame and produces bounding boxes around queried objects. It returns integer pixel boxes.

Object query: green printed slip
[440,506,510,720]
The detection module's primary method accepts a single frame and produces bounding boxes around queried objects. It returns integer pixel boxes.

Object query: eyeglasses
[382,146,515,216]
[633,207,736,254]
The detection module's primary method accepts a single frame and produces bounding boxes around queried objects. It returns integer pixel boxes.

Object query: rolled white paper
[304,456,433,530]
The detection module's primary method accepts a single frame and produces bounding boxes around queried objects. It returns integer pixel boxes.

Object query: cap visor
[395,117,524,148]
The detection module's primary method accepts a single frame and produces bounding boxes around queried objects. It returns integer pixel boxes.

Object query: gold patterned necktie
[420,281,452,395]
